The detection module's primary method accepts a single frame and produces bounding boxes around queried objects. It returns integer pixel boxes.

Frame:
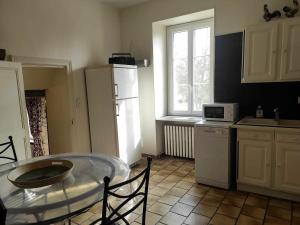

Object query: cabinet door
[275,143,300,194]
[279,17,300,81]
[243,23,278,83]
[238,140,272,187]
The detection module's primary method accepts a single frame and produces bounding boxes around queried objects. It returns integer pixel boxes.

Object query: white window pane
[193,83,210,111]
[193,27,211,112]
[194,27,210,57]
[193,56,210,83]
[173,31,188,59]
[173,59,188,111]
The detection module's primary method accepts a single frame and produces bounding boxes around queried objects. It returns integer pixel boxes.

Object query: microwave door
[204,107,225,120]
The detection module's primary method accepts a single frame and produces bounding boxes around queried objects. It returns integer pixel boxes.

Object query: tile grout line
[231,191,248,225]
[291,201,294,225]
[73,157,296,225]
[262,197,270,225]
[205,190,227,225]
[179,186,209,224]
[138,159,195,224]
[155,171,195,224]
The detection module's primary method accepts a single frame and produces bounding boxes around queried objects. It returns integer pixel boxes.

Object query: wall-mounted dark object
[283,0,299,17]
[263,4,281,21]
[109,53,136,65]
[215,32,300,120]
[0,49,6,60]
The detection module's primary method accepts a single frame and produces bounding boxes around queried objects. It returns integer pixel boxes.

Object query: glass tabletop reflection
[0,154,130,225]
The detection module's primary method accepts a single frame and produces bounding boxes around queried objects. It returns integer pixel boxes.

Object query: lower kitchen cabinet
[275,142,300,194]
[238,139,272,188]
[237,127,300,197]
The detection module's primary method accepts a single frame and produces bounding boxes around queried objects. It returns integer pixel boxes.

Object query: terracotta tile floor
[68,156,300,225]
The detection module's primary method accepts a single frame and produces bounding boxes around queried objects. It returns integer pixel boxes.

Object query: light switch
[298,97,300,104]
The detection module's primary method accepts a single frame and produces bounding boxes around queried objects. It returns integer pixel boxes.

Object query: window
[167,19,214,115]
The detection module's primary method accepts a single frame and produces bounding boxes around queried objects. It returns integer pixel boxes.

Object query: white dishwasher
[194,121,234,189]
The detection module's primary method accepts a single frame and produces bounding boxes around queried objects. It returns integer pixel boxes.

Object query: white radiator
[164,125,194,159]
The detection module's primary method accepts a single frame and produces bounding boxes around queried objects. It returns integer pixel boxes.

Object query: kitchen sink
[237,117,300,128]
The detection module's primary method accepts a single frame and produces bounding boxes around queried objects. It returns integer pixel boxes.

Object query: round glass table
[0,154,130,225]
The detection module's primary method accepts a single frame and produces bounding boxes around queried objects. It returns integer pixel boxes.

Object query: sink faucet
[274,108,280,122]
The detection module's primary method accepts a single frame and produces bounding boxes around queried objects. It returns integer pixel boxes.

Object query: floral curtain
[26,97,49,157]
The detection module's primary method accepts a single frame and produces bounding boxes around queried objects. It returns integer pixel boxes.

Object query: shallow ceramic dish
[7,159,73,188]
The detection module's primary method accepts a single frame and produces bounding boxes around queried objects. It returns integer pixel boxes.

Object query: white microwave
[202,103,239,122]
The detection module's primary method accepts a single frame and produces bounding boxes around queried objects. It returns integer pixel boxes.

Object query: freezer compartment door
[115,98,141,165]
[113,67,138,99]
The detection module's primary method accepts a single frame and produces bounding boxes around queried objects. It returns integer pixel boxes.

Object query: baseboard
[238,183,300,202]
[141,153,195,161]
[141,153,165,159]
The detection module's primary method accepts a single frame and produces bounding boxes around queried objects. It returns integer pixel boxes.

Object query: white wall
[120,0,288,156]
[0,0,121,153]
[23,67,63,90]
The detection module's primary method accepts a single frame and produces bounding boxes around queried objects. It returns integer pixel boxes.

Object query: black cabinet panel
[214,32,300,119]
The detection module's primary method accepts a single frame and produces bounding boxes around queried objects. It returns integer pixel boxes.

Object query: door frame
[11,56,75,151]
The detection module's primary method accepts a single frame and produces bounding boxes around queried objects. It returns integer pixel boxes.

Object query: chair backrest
[0,198,7,225]
[0,136,18,163]
[101,157,152,225]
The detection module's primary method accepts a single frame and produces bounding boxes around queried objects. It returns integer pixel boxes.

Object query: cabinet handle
[266,149,271,167]
[115,104,120,116]
[114,84,118,97]
[236,141,239,180]
[276,158,282,168]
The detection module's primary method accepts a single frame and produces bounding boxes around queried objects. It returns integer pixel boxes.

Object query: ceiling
[100,0,151,8]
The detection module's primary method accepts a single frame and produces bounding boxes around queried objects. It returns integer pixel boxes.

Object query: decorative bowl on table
[7,159,73,188]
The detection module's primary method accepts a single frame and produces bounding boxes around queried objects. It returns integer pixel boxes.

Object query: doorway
[22,67,72,157]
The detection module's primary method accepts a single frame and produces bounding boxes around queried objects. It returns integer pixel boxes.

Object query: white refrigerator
[85,64,141,165]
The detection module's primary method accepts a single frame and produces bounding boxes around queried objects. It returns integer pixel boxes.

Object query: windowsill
[156,115,203,124]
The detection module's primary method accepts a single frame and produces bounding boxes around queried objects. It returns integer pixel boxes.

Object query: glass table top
[0,154,130,225]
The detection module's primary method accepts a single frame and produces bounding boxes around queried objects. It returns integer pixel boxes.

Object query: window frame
[167,19,215,116]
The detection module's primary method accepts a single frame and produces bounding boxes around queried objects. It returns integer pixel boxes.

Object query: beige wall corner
[0,0,121,153]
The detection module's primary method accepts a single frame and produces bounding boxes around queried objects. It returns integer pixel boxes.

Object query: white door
[279,17,300,81]
[113,67,138,99]
[238,140,272,187]
[115,98,141,165]
[0,62,30,165]
[275,142,300,194]
[243,23,278,83]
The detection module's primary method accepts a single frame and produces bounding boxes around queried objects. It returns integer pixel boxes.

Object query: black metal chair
[90,157,152,225]
[0,136,18,163]
[0,198,7,225]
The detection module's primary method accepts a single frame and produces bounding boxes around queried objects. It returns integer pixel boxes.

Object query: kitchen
[0,0,300,225]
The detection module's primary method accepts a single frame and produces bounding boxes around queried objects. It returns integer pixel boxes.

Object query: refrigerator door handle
[115,103,120,116]
[114,84,118,97]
